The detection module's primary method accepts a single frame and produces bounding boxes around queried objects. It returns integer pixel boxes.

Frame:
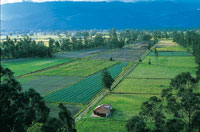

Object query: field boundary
[75,47,151,122]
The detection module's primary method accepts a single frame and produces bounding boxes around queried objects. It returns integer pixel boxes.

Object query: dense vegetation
[0,66,76,132]
[0,36,53,58]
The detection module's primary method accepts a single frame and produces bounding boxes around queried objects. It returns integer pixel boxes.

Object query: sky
[0,0,160,5]
[1,0,197,5]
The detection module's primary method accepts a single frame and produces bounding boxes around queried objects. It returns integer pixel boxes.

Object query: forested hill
[1,1,200,31]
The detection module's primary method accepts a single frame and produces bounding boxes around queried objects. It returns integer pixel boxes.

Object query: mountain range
[1,1,200,32]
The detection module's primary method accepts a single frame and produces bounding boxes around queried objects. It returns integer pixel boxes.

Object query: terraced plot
[18,76,84,96]
[2,58,73,76]
[35,59,117,77]
[44,63,128,104]
[92,48,146,61]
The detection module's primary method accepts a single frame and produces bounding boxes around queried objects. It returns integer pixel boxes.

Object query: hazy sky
[1,0,161,5]
[1,0,197,5]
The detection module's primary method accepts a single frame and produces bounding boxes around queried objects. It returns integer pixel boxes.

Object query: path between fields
[75,49,151,122]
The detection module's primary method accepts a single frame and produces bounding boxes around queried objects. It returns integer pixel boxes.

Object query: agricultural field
[34,59,118,77]
[92,48,146,61]
[18,76,84,96]
[148,51,191,56]
[1,58,74,76]
[155,40,186,52]
[56,48,109,58]
[44,63,128,104]
[76,40,198,132]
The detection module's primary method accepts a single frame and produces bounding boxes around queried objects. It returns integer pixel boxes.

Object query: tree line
[0,36,53,58]
[1,29,161,59]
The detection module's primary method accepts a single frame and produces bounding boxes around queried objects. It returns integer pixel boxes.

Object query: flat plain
[76,40,199,132]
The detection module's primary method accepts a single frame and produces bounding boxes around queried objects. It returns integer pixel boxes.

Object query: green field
[156,46,186,52]
[113,78,170,94]
[2,58,73,76]
[148,51,191,56]
[35,59,118,77]
[76,118,127,132]
[76,41,198,132]
[44,63,128,104]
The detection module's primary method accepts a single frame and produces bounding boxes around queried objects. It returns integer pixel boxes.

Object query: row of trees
[1,36,53,58]
[1,29,161,59]
[0,66,76,132]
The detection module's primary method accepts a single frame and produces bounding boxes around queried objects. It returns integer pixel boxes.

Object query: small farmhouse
[93,104,112,117]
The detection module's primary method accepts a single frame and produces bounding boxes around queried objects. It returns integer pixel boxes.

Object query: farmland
[9,47,133,117]
[34,59,118,77]
[92,45,147,61]
[44,63,128,104]
[56,48,109,58]
[1,58,73,76]
[76,40,199,132]
[18,76,84,96]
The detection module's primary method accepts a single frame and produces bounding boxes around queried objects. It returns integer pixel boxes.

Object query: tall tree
[101,69,114,91]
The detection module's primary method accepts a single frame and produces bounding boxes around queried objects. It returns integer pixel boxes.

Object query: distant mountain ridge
[1,1,200,32]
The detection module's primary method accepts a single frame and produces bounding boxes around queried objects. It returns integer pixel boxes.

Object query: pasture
[2,58,73,76]
[34,59,118,77]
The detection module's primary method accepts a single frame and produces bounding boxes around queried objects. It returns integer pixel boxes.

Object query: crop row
[44,63,128,104]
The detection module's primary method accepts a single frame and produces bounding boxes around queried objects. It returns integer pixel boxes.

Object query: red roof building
[93,104,112,117]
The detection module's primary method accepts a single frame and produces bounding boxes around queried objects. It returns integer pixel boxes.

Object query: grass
[128,63,196,79]
[2,58,73,76]
[35,59,118,77]
[113,78,171,94]
[76,118,127,132]
[76,94,152,132]
[85,94,151,120]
